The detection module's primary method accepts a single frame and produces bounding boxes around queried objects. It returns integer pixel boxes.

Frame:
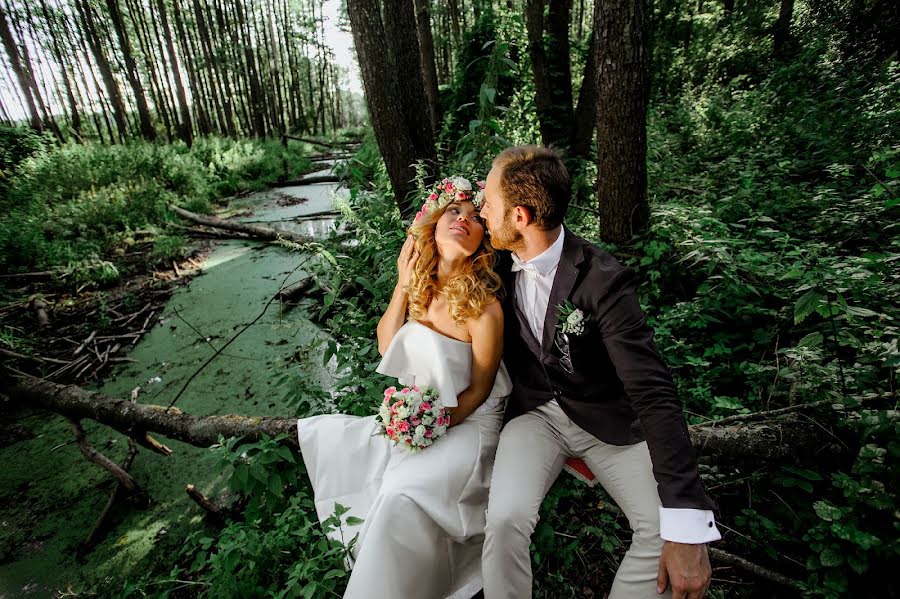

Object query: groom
[479,145,720,599]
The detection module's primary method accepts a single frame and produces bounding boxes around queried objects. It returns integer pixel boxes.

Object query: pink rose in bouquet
[375,385,449,452]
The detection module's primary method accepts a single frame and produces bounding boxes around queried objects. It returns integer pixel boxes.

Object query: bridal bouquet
[375,385,449,452]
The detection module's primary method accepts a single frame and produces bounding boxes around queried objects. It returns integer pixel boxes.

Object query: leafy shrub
[0,137,310,275]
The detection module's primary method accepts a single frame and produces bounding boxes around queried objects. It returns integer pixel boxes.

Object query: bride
[297,177,511,599]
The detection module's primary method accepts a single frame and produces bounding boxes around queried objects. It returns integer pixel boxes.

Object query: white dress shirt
[511,228,721,544]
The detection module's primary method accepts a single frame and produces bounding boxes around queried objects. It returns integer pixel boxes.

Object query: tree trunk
[218,0,252,135]
[265,0,287,137]
[140,0,176,140]
[576,0,585,39]
[595,0,650,244]
[448,0,462,46]
[65,8,115,142]
[249,0,275,136]
[125,0,172,141]
[414,0,442,133]
[105,0,156,140]
[75,0,129,141]
[236,0,266,137]
[571,0,602,157]
[172,0,211,136]
[19,4,64,140]
[525,0,568,148]
[155,0,193,145]
[193,0,235,137]
[773,0,795,55]
[0,6,44,131]
[545,0,575,147]
[7,376,836,463]
[347,0,421,217]
[48,3,87,137]
[384,0,438,177]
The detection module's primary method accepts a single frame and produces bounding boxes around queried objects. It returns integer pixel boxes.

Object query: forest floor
[0,170,345,596]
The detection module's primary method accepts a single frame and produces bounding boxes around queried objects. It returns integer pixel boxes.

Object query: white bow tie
[510,255,539,276]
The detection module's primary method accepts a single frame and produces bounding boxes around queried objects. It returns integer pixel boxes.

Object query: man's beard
[489,216,525,254]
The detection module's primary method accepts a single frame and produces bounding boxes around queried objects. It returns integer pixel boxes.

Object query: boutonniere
[556,300,586,336]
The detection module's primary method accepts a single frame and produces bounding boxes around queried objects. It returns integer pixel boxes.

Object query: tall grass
[0,133,311,276]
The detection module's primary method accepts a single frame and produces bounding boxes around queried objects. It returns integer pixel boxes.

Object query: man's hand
[656,541,711,598]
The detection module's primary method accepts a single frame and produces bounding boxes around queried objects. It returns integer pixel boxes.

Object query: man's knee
[485,498,539,541]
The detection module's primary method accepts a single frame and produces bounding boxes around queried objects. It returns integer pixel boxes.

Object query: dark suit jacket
[499,228,715,510]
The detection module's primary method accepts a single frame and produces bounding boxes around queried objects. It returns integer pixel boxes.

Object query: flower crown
[413,176,486,223]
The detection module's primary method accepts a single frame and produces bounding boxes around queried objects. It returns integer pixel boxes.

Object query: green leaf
[819,546,844,567]
[813,500,842,522]
[268,472,283,497]
[276,446,296,463]
[250,462,267,483]
[846,305,880,318]
[797,332,823,348]
[320,249,337,266]
[345,516,365,526]
[794,290,824,324]
[781,466,823,481]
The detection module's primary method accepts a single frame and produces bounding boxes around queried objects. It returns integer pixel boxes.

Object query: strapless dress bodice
[376,320,511,412]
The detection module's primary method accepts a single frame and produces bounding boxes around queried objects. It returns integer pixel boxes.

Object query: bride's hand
[397,234,419,289]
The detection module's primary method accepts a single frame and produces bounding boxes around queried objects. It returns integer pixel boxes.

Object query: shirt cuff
[658,507,722,544]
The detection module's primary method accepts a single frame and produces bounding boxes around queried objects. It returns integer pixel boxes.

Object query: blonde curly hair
[406,201,503,327]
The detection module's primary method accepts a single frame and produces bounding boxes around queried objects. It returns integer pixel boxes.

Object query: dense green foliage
[276,3,897,597]
[0,133,310,281]
[3,0,897,597]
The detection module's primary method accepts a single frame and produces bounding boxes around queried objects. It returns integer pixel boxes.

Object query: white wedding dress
[297,320,512,599]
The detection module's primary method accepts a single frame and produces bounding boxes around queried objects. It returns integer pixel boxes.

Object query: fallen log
[10,376,298,448]
[277,174,342,186]
[169,205,314,246]
[8,375,837,462]
[310,153,352,162]
[166,222,253,241]
[278,277,316,303]
[283,135,361,150]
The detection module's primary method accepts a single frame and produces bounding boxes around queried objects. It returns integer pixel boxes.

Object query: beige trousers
[482,401,672,599]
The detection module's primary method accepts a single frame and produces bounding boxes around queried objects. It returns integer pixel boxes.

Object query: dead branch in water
[169,204,315,246]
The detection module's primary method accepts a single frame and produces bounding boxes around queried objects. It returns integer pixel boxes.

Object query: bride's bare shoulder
[467,299,503,339]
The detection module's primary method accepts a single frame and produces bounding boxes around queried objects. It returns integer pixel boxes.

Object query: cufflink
[708,522,714,528]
